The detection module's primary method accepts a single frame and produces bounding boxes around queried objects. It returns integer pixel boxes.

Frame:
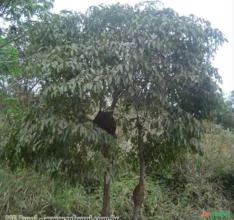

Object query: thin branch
[109,88,125,111]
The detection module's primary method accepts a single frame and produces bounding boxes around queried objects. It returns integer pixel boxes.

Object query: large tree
[3,2,225,219]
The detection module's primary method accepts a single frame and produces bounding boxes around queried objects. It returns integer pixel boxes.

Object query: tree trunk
[93,111,116,217]
[101,169,111,216]
[133,155,145,220]
[133,119,145,220]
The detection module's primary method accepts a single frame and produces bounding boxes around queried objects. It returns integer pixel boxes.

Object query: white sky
[53,0,234,93]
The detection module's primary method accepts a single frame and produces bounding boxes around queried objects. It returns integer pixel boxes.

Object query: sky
[53,0,234,93]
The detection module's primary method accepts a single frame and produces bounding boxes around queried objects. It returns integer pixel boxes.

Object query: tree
[3,2,225,219]
[3,10,120,216]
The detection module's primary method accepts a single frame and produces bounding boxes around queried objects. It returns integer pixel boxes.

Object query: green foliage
[146,124,234,219]
[0,0,54,156]
[1,122,234,219]
[0,167,102,218]
[3,104,117,186]
[0,0,54,24]
[215,91,234,130]
[0,37,19,75]
[5,2,225,176]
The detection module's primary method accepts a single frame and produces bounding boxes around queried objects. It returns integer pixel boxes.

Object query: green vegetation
[215,91,234,130]
[0,125,233,219]
[0,0,234,219]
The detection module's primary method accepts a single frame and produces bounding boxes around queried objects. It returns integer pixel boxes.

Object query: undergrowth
[0,124,234,219]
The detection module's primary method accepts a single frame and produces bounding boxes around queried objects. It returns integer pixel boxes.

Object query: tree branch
[109,88,125,111]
